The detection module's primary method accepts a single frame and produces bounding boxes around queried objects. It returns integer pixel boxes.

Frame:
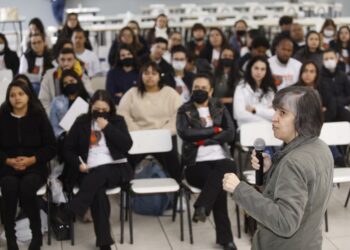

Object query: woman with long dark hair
[0,80,56,250]
[234,56,276,128]
[146,14,171,46]
[63,90,133,250]
[106,45,139,104]
[22,17,52,52]
[330,25,350,75]
[0,33,19,76]
[118,61,182,181]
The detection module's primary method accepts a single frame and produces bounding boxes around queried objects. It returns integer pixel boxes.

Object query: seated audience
[320,18,337,50]
[140,37,176,88]
[0,80,56,250]
[39,48,92,114]
[176,73,237,250]
[127,20,149,53]
[213,46,240,116]
[19,33,54,94]
[0,33,19,76]
[319,49,350,122]
[163,31,183,63]
[63,90,133,250]
[118,61,182,181]
[72,28,101,78]
[107,26,148,67]
[293,31,323,69]
[171,45,195,102]
[22,18,52,53]
[271,15,293,55]
[290,23,305,55]
[199,27,228,68]
[239,36,270,72]
[50,69,90,138]
[234,56,276,128]
[330,25,350,75]
[106,45,139,104]
[268,34,302,89]
[229,19,248,56]
[146,14,171,45]
[186,23,207,58]
[56,12,92,50]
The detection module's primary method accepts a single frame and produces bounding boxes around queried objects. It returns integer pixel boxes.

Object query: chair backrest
[128,129,172,155]
[319,122,350,146]
[240,122,282,147]
[0,69,13,104]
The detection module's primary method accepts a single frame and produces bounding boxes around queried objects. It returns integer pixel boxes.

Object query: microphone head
[254,138,266,151]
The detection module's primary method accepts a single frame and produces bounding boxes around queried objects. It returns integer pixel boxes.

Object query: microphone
[254,138,266,186]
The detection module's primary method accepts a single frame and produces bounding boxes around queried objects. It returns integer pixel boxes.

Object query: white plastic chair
[127,129,180,244]
[319,122,350,232]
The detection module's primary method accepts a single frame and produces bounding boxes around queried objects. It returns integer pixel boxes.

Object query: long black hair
[137,61,164,96]
[334,25,350,57]
[244,56,276,97]
[60,69,90,102]
[28,17,46,37]
[88,90,116,118]
[0,33,10,52]
[0,80,44,116]
[305,31,322,54]
[115,44,139,70]
[297,61,320,88]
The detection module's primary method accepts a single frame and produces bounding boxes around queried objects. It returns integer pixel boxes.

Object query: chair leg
[324,210,328,232]
[120,191,124,244]
[179,189,184,242]
[344,187,350,208]
[128,191,133,244]
[125,190,129,222]
[47,185,51,245]
[185,190,193,244]
[235,204,241,239]
[172,190,178,222]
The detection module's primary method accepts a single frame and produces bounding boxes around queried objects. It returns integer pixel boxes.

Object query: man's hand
[223,173,240,193]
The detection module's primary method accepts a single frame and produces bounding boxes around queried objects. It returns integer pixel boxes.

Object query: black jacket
[63,114,133,184]
[0,108,56,178]
[176,99,235,166]
[1,49,19,76]
[24,49,54,76]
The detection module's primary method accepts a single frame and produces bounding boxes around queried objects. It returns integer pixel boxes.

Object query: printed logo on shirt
[90,130,102,148]
[273,74,294,87]
[200,114,212,127]
[32,66,40,74]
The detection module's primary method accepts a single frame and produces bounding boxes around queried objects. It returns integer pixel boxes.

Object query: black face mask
[63,84,79,96]
[191,89,209,104]
[92,111,110,120]
[220,58,234,67]
[236,30,246,36]
[120,58,134,67]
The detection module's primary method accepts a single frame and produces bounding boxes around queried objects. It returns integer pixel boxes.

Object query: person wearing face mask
[319,49,350,122]
[229,19,248,56]
[106,45,139,104]
[63,90,133,250]
[234,56,276,129]
[171,45,195,103]
[146,14,171,46]
[118,61,182,181]
[268,34,302,90]
[186,23,207,58]
[0,33,19,76]
[320,19,337,50]
[50,69,90,138]
[176,73,237,250]
[213,46,240,116]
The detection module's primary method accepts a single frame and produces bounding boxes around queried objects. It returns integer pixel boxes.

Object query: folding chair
[127,129,181,244]
[319,122,350,232]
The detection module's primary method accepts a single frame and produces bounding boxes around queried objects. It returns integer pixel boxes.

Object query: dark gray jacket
[232,136,333,250]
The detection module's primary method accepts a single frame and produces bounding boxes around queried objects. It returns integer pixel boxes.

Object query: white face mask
[324,59,337,70]
[0,43,5,52]
[323,29,335,38]
[172,60,186,71]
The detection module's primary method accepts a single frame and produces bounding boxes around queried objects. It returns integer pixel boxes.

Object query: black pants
[185,159,236,245]
[128,136,182,182]
[69,163,132,247]
[0,173,44,244]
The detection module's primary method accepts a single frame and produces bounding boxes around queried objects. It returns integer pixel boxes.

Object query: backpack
[132,158,173,216]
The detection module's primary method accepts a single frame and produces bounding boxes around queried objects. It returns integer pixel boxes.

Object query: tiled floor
[0,183,349,250]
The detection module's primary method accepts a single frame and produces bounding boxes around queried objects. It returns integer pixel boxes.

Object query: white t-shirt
[195,107,226,162]
[87,122,115,168]
[268,55,302,90]
[211,49,220,64]
[76,49,101,78]
[174,76,190,103]
[0,55,5,70]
